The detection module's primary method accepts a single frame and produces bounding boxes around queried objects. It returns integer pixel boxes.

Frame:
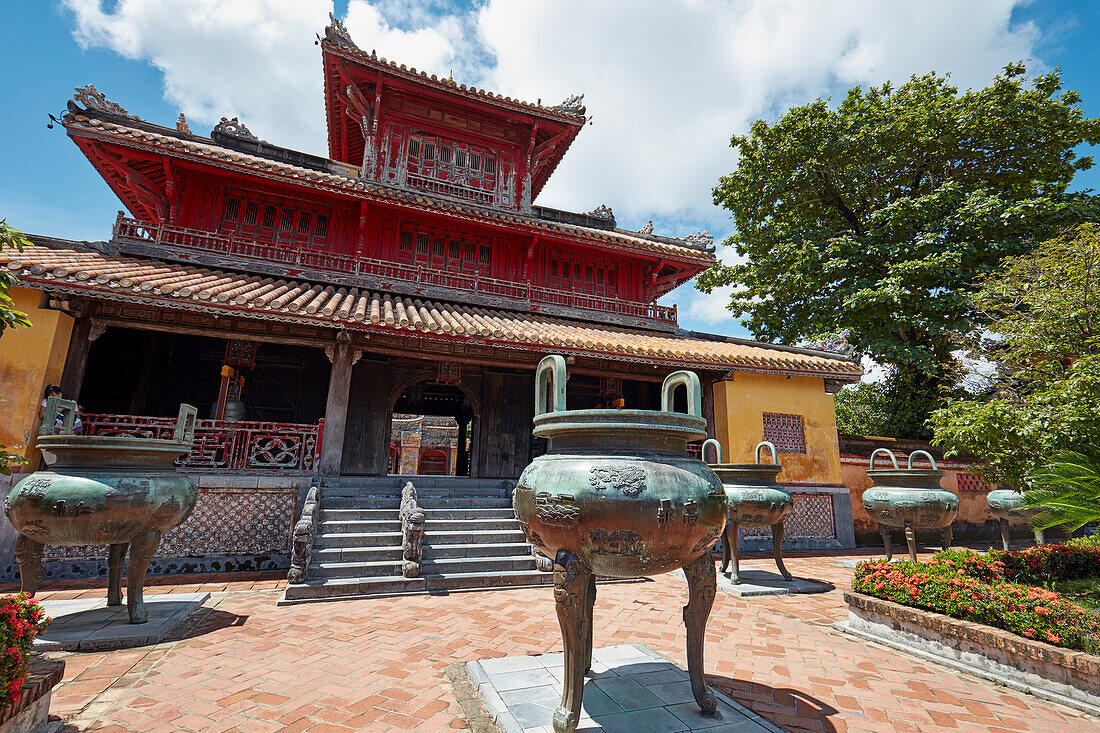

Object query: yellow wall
[0,287,73,470]
[712,373,843,484]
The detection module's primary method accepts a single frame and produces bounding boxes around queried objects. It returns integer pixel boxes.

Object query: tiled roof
[4,242,862,379]
[65,113,712,264]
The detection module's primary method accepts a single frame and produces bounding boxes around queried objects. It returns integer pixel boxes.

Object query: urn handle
[39,396,78,436]
[869,448,899,469]
[755,441,780,466]
[908,450,938,470]
[701,438,722,464]
[660,370,703,417]
[173,403,199,446]
[535,355,568,416]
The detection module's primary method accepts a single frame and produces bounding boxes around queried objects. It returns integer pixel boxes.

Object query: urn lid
[530,356,709,448]
[35,398,198,468]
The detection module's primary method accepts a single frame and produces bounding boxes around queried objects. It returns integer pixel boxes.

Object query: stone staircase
[279,478,553,603]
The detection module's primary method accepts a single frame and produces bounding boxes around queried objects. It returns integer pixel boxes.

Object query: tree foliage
[834,371,945,440]
[930,225,1100,492]
[700,64,1100,435]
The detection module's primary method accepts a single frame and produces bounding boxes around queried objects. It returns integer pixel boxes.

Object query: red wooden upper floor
[60,37,715,332]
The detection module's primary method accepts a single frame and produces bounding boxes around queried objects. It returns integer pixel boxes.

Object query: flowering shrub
[853,557,1100,654]
[0,594,49,711]
[935,541,1100,585]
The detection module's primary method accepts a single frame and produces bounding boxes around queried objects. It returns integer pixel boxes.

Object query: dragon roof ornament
[805,329,857,357]
[212,116,259,142]
[588,204,615,222]
[637,220,654,236]
[683,229,714,247]
[72,84,141,121]
[324,12,359,52]
[551,93,586,117]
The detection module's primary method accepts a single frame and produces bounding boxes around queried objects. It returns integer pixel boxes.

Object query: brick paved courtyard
[12,548,1099,733]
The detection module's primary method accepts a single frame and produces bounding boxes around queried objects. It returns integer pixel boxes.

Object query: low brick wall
[0,654,65,733]
[844,591,1100,714]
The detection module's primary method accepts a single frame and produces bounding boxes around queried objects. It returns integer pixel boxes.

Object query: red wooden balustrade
[113,215,678,326]
[82,413,323,473]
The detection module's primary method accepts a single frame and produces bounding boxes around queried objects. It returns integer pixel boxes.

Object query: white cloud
[61,0,1042,336]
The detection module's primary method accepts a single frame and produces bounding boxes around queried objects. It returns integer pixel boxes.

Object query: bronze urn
[863,449,958,563]
[513,356,726,733]
[987,489,1045,550]
[7,398,198,623]
[703,439,794,584]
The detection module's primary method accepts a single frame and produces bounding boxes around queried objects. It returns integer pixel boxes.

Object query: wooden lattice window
[405,132,497,205]
[548,249,617,296]
[396,221,491,275]
[762,412,806,454]
[221,188,330,248]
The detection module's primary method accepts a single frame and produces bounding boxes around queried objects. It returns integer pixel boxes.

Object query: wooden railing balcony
[82,413,323,473]
[111,215,679,329]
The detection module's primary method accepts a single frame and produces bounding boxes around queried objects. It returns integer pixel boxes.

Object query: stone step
[427,529,527,545]
[319,508,516,522]
[420,555,537,573]
[322,487,508,499]
[321,508,399,521]
[314,531,402,548]
[279,569,555,603]
[323,497,401,510]
[421,508,516,519]
[313,545,403,563]
[319,520,401,534]
[423,542,532,559]
[312,559,403,579]
[322,497,512,510]
[423,518,520,532]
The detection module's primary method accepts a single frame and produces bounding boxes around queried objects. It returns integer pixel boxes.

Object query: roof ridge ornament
[637,220,654,236]
[551,93,586,116]
[805,329,857,357]
[72,84,141,121]
[213,116,259,141]
[325,12,359,52]
[176,113,192,135]
[588,204,615,222]
[683,229,713,247]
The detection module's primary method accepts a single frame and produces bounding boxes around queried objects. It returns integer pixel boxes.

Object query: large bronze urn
[987,489,1045,550]
[703,439,794,584]
[863,449,958,563]
[7,398,198,623]
[513,356,726,733]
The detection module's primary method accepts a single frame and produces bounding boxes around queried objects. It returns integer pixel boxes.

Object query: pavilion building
[0,18,861,593]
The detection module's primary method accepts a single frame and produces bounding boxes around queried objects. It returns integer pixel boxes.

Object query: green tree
[930,225,1100,492]
[699,64,1100,436]
[0,219,31,475]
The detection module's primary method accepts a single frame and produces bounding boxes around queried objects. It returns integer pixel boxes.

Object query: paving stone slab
[34,593,210,652]
[466,644,784,733]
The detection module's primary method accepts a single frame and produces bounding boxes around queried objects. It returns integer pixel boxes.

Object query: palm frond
[1026,451,1100,530]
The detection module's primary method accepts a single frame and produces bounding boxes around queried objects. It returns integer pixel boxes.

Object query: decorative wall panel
[742,493,835,540]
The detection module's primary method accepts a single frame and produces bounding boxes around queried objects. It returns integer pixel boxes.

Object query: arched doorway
[388,379,475,477]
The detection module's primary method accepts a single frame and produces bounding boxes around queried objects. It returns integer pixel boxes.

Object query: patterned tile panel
[742,494,835,540]
[41,487,296,561]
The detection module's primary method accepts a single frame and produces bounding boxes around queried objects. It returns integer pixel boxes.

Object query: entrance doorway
[388,380,475,477]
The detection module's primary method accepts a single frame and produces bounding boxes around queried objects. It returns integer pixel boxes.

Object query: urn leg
[583,573,596,675]
[878,524,893,561]
[126,529,161,624]
[552,550,593,733]
[772,522,792,581]
[719,525,731,573]
[1034,529,1045,546]
[999,519,1011,551]
[14,536,44,596]
[728,523,742,584]
[941,525,953,552]
[904,525,917,563]
[682,552,718,715]
[107,543,127,606]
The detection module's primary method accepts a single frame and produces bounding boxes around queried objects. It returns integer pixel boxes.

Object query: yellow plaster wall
[712,373,843,485]
[0,287,73,470]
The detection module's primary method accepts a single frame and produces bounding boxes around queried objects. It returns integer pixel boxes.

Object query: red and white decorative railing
[82,413,323,473]
[112,215,678,327]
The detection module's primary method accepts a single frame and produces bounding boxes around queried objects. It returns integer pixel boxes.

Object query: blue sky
[2,0,1098,339]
